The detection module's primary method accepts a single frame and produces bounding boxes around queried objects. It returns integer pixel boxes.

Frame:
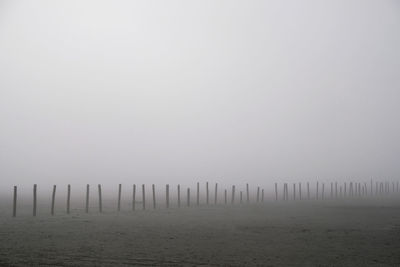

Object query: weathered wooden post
[335,182,338,199]
[98,184,102,213]
[307,182,310,200]
[240,191,243,204]
[299,182,302,200]
[224,189,227,205]
[166,184,169,209]
[316,182,319,200]
[67,184,71,214]
[196,182,199,206]
[246,183,249,203]
[275,183,278,201]
[33,184,37,217]
[13,186,17,217]
[231,185,235,204]
[187,188,190,207]
[152,184,156,210]
[85,184,89,213]
[322,183,325,200]
[50,185,55,216]
[214,183,218,205]
[206,182,209,205]
[142,184,146,210]
[293,183,296,200]
[118,184,122,212]
[132,184,136,211]
[257,186,260,202]
[261,189,264,202]
[177,184,181,208]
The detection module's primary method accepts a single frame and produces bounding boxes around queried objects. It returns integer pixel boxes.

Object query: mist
[1,0,400,191]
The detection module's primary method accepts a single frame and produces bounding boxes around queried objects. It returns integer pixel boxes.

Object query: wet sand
[1,199,400,266]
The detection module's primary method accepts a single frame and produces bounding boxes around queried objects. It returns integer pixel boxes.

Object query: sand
[0,199,400,266]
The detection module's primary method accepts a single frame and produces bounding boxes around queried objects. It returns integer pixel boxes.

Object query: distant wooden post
[293,183,296,200]
[307,182,310,200]
[257,186,260,202]
[13,186,17,217]
[283,183,286,201]
[316,182,319,200]
[299,183,302,200]
[196,182,199,206]
[177,184,181,208]
[133,186,138,210]
[166,184,169,209]
[322,183,325,200]
[224,189,227,205]
[142,184,146,210]
[118,184,122,212]
[33,184,37,217]
[261,189,264,202]
[214,183,218,205]
[275,183,278,201]
[85,184,89,213]
[246,183,249,203]
[231,185,235,204]
[67,184,71,214]
[206,182,209,205]
[240,191,243,203]
[98,184,102,213]
[51,185,57,215]
[331,182,333,198]
[335,182,338,199]
[152,184,156,210]
[187,188,190,207]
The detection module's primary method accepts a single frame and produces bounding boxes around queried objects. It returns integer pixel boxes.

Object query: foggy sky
[1,0,399,190]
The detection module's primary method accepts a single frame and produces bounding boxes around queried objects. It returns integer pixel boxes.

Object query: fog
[1,0,399,192]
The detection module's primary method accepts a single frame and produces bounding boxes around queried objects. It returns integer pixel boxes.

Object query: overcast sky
[0,0,399,190]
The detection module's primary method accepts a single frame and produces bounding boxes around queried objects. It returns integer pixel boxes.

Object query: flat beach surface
[1,199,400,266]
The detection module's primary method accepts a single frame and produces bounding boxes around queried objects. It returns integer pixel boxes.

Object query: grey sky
[0,0,399,190]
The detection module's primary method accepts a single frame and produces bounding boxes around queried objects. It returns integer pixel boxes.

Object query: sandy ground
[0,199,400,266]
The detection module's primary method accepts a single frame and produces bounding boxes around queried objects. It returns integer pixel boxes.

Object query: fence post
[344,182,347,197]
[33,184,37,217]
[118,184,122,212]
[51,185,56,216]
[261,189,264,202]
[177,184,181,208]
[214,183,218,205]
[224,189,227,205]
[299,183,302,200]
[293,183,296,200]
[307,182,310,200]
[322,183,325,200]
[231,185,235,204]
[152,184,156,210]
[132,184,136,211]
[187,188,190,207]
[13,186,17,217]
[166,184,169,209]
[206,182,209,205]
[335,182,338,199]
[196,182,199,206]
[67,184,71,214]
[142,184,146,210]
[257,186,260,202]
[240,191,243,204]
[98,184,102,213]
[246,183,249,203]
[316,182,319,200]
[275,183,278,201]
[85,184,89,213]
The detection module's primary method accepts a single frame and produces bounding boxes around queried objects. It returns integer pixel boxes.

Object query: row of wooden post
[10,180,400,217]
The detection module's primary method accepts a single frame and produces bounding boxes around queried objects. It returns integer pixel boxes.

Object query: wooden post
[307,182,310,200]
[299,183,302,200]
[166,184,169,209]
[187,188,190,207]
[331,182,333,198]
[275,183,278,201]
[283,183,286,201]
[214,183,218,205]
[224,189,227,205]
[85,184,89,213]
[206,182,209,205]
[132,184,136,211]
[33,184,37,217]
[118,184,122,212]
[177,184,181,208]
[322,183,325,200]
[344,182,347,197]
[240,191,243,203]
[261,189,264,202]
[13,186,17,217]
[316,182,319,200]
[231,185,235,204]
[50,184,56,215]
[246,183,249,203]
[142,184,146,210]
[293,183,296,200]
[257,186,260,202]
[67,184,71,214]
[335,182,338,199]
[98,184,102,213]
[152,184,156,210]
[196,182,199,206]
